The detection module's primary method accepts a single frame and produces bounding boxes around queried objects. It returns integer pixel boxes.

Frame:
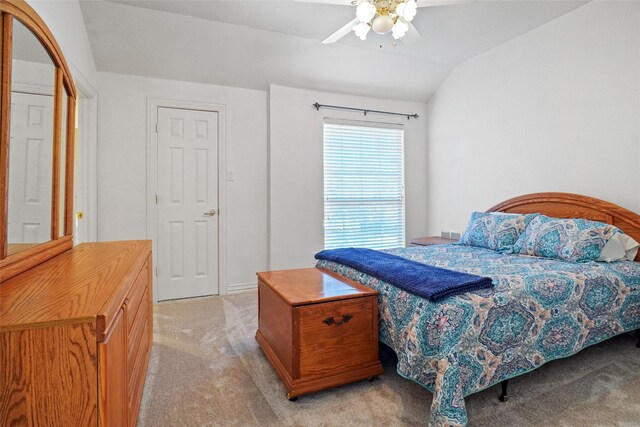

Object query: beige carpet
[137,292,640,426]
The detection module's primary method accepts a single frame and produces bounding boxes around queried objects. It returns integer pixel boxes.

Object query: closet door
[98,308,127,426]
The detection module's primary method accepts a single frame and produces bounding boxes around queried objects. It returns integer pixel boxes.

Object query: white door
[7,92,54,244]
[156,107,219,301]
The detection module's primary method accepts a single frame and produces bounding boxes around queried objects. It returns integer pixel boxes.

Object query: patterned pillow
[459,212,538,253]
[513,215,618,262]
[597,231,640,262]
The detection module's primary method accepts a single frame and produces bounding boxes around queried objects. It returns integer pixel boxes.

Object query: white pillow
[597,232,640,262]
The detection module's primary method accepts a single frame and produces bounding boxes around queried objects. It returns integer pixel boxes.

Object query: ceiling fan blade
[401,22,421,44]
[417,0,473,8]
[322,18,359,44]
[296,0,471,6]
[294,0,353,5]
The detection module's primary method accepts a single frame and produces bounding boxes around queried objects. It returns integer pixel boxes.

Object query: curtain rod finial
[312,102,321,111]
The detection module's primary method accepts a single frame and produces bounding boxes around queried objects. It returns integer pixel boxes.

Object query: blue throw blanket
[315,248,493,301]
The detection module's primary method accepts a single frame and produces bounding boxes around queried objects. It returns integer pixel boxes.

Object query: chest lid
[257,268,377,307]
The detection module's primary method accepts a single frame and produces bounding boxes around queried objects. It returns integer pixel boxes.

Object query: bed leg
[499,380,509,402]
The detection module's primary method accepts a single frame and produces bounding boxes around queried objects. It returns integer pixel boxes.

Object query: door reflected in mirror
[6,18,56,256]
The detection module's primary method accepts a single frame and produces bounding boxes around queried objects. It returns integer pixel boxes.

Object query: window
[323,119,405,250]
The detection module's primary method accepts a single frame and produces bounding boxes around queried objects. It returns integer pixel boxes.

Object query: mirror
[59,91,68,238]
[6,18,56,256]
[0,1,77,281]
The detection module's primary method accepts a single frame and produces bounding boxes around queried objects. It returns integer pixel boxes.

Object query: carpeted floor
[137,292,640,426]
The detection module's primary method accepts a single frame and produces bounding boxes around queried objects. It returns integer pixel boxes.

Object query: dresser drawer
[127,260,149,333]
[128,320,150,426]
[298,296,376,377]
[128,289,150,376]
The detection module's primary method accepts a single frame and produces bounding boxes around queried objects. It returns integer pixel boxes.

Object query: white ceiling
[79,0,588,101]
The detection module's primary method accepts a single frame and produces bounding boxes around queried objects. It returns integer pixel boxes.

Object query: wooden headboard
[488,192,640,261]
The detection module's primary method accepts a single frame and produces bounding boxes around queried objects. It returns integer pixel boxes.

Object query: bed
[315,193,640,426]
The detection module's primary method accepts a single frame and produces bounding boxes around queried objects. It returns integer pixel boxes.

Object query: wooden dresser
[0,240,153,426]
[256,268,383,400]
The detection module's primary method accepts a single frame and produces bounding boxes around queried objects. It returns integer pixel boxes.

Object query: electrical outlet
[450,231,461,241]
[441,231,451,239]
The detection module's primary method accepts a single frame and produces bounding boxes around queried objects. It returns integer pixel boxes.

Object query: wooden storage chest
[255,268,383,399]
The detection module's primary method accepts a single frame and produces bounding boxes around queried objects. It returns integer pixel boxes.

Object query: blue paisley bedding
[315,244,640,427]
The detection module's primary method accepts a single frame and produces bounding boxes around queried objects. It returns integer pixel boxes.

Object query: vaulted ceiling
[79,0,588,101]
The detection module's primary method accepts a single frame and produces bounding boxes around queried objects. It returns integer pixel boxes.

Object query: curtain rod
[312,102,419,120]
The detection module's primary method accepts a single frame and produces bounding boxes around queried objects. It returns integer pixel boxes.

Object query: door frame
[146,98,227,302]
[72,65,98,244]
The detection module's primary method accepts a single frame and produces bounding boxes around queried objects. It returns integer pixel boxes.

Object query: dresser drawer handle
[323,314,353,326]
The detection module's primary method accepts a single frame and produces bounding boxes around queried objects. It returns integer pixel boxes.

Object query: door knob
[203,210,217,217]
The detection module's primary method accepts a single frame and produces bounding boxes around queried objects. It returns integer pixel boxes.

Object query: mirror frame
[0,0,77,282]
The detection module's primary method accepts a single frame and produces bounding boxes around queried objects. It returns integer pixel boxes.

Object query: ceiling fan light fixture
[356,1,376,23]
[353,21,371,40]
[392,18,409,39]
[371,14,394,35]
[324,0,422,44]
[397,0,417,22]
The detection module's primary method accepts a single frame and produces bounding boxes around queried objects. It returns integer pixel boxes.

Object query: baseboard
[226,282,257,294]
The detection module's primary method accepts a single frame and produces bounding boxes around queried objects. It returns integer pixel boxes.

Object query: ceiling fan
[305,0,471,45]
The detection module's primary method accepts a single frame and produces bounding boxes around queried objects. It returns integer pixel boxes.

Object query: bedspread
[316,244,640,426]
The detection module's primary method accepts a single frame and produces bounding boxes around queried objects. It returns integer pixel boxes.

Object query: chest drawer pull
[322,314,353,326]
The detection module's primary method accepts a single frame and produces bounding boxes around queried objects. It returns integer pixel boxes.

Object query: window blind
[323,120,405,250]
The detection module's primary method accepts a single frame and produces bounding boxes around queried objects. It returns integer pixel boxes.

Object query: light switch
[226,170,235,181]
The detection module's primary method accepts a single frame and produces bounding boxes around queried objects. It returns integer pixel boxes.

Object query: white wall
[12,60,53,92]
[269,84,429,270]
[426,1,640,235]
[97,72,268,292]
[27,0,97,87]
